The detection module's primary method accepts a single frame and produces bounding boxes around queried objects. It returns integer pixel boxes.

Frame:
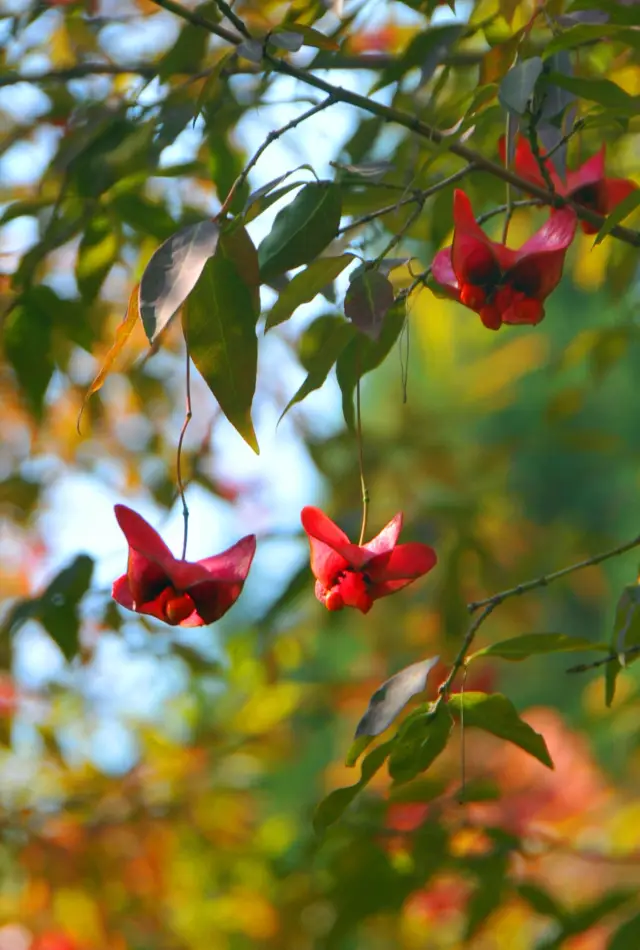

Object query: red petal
[500,134,562,191]
[451,190,515,279]
[363,512,403,558]
[509,207,576,299]
[184,580,245,624]
[187,535,257,585]
[566,146,606,194]
[112,573,134,609]
[432,247,460,297]
[367,542,437,584]
[114,505,174,569]
[301,507,365,585]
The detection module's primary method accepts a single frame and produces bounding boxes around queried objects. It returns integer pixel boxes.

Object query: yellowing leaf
[77,284,140,432]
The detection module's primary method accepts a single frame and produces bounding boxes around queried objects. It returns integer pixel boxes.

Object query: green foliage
[448,693,554,768]
[258,181,342,280]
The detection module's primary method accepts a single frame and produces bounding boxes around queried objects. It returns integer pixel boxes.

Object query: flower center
[323,570,374,614]
[162,588,195,625]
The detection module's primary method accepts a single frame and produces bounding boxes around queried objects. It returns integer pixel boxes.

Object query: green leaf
[447,692,554,769]
[112,193,177,241]
[469,633,609,663]
[4,288,56,419]
[543,24,640,57]
[608,911,640,950]
[594,189,640,245]
[313,741,393,833]
[605,583,640,706]
[517,882,564,919]
[567,0,640,26]
[76,214,119,302]
[372,25,463,92]
[37,555,94,662]
[336,302,405,430]
[279,314,355,421]
[465,852,509,939]
[265,254,354,331]
[356,657,441,739]
[183,231,259,453]
[499,57,544,115]
[544,73,638,113]
[345,735,374,768]
[157,13,210,82]
[139,219,220,343]
[258,181,342,281]
[344,270,395,341]
[388,704,453,785]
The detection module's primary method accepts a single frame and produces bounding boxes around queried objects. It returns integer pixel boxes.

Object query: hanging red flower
[499,135,637,234]
[112,505,256,627]
[432,189,576,330]
[301,506,437,614]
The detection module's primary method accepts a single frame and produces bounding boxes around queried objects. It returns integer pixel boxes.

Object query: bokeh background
[1,0,639,947]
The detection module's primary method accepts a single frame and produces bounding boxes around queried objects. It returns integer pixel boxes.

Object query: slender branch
[566,643,640,674]
[476,199,540,225]
[501,112,514,244]
[356,373,369,546]
[527,117,556,195]
[212,0,250,38]
[438,603,498,698]
[468,532,640,613]
[147,0,640,248]
[176,342,193,560]
[217,95,335,218]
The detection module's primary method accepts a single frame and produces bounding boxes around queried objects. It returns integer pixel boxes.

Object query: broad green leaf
[220,221,261,317]
[469,633,608,662]
[344,270,394,341]
[447,692,554,769]
[355,657,441,739]
[312,741,393,832]
[517,882,564,919]
[76,214,119,302]
[279,314,355,421]
[4,288,55,419]
[139,219,220,343]
[183,233,259,453]
[345,735,374,768]
[112,193,177,241]
[37,555,94,662]
[258,181,342,281]
[543,24,640,57]
[388,704,453,785]
[605,582,640,706]
[498,57,544,115]
[608,911,640,950]
[244,165,314,213]
[545,73,638,113]
[594,190,640,245]
[266,254,354,331]
[78,284,140,430]
[157,16,209,82]
[336,301,405,430]
[244,181,307,225]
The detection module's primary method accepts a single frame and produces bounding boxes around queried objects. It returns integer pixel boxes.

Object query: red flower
[432,189,576,330]
[301,506,437,614]
[499,135,637,235]
[112,505,256,627]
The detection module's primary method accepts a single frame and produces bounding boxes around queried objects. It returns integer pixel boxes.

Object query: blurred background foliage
[1,0,640,947]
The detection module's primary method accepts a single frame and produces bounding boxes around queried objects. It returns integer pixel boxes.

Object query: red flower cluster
[300,506,437,614]
[499,135,637,235]
[433,189,576,330]
[112,505,256,627]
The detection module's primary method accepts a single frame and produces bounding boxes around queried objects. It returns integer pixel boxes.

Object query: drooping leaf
[468,633,608,663]
[76,214,119,302]
[447,692,554,769]
[313,741,394,832]
[499,57,544,115]
[78,284,141,430]
[4,288,55,419]
[388,704,453,785]
[594,189,640,245]
[344,270,395,341]
[336,301,405,429]
[279,314,355,421]
[544,73,638,113]
[258,181,342,281]
[183,231,259,453]
[543,23,640,56]
[355,657,441,739]
[37,554,94,661]
[605,582,640,706]
[266,254,354,331]
[139,219,220,343]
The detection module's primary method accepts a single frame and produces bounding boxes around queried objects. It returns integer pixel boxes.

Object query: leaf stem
[177,342,193,560]
[468,532,640,614]
[566,644,640,674]
[356,374,369,546]
[501,112,513,245]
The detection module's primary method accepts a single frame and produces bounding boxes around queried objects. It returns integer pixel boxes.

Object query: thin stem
[150,0,640,247]
[527,117,556,195]
[566,643,640,674]
[438,603,497,699]
[468,532,640,614]
[356,374,369,546]
[217,96,335,218]
[501,112,513,244]
[213,0,250,37]
[176,343,193,560]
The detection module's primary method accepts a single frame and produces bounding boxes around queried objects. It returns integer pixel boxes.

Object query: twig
[212,0,250,38]
[527,117,556,195]
[566,644,640,674]
[545,117,586,163]
[216,96,335,218]
[356,371,369,546]
[468,532,640,614]
[438,603,498,699]
[476,199,540,226]
[502,112,514,244]
[176,342,193,560]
